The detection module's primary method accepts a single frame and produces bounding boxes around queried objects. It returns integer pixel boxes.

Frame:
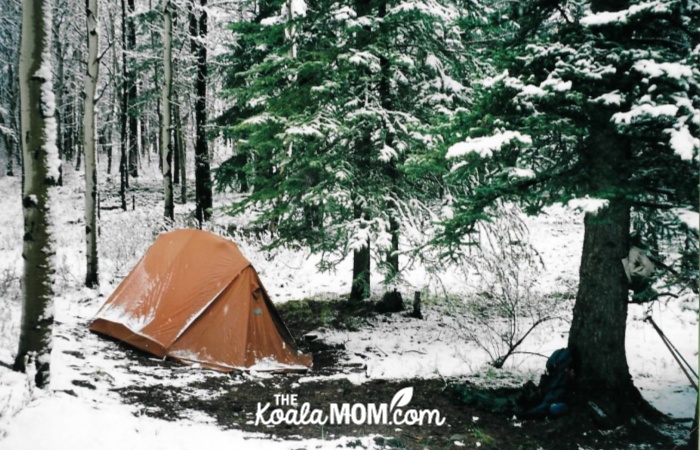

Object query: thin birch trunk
[83,0,99,287]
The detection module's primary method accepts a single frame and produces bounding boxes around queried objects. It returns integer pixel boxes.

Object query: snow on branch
[580,1,672,27]
[388,0,459,21]
[282,124,324,139]
[446,131,531,159]
[668,125,698,160]
[508,167,536,179]
[612,103,678,124]
[567,197,609,215]
[633,60,694,81]
[341,50,381,73]
[592,92,624,106]
[672,208,699,230]
[242,113,280,125]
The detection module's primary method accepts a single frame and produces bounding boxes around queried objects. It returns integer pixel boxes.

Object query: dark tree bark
[1,8,19,178]
[119,0,128,209]
[567,108,655,420]
[150,0,161,170]
[161,0,174,221]
[53,21,64,179]
[350,244,371,301]
[0,113,10,176]
[126,0,138,178]
[1,73,17,175]
[378,0,399,277]
[347,0,373,302]
[102,131,111,175]
[106,9,119,176]
[569,201,632,390]
[173,98,180,185]
[177,95,187,203]
[191,0,212,223]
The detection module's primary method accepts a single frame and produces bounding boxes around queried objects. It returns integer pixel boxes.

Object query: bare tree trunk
[0,2,19,178]
[150,0,160,170]
[378,0,398,278]
[83,0,99,287]
[1,67,18,175]
[10,64,20,177]
[173,97,180,185]
[191,0,212,224]
[177,96,186,203]
[64,90,73,161]
[348,0,372,302]
[53,21,64,185]
[106,9,118,177]
[568,110,654,420]
[139,111,147,165]
[161,0,174,220]
[119,0,128,209]
[126,0,138,178]
[14,0,59,388]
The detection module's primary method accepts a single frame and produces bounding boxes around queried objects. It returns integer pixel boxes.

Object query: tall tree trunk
[64,89,73,161]
[173,96,180,185]
[126,0,138,178]
[106,9,118,177]
[10,64,20,177]
[1,73,17,175]
[177,96,186,203]
[566,0,665,423]
[2,16,19,178]
[348,0,372,302]
[191,0,212,224]
[119,0,128,209]
[567,110,652,419]
[53,23,64,184]
[75,118,82,170]
[150,0,161,170]
[378,0,398,278]
[349,133,372,302]
[161,0,174,220]
[14,0,59,388]
[83,0,99,287]
[139,111,147,164]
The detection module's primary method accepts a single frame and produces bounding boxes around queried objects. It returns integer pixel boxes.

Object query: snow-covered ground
[0,165,697,449]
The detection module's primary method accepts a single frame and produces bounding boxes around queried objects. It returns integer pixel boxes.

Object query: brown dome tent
[90,229,312,372]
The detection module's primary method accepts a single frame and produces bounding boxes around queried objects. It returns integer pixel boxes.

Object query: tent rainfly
[89,229,312,371]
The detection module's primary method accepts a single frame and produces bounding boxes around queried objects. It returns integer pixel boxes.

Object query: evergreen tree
[442,0,699,419]
[217,0,473,298]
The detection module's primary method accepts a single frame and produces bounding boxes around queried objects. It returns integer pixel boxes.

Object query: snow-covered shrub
[0,265,20,354]
[101,209,172,280]
[440,208,567,368]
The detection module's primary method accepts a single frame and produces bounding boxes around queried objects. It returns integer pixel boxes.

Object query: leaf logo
[390,387,413,411]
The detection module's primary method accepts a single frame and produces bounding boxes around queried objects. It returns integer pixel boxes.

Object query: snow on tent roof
[89,229,312,372]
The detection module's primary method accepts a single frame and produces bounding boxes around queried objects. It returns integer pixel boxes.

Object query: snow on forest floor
[0,165,697,449]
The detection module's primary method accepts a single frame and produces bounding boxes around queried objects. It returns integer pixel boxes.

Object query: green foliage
[216,0,476,277]
[440,0,700,290]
